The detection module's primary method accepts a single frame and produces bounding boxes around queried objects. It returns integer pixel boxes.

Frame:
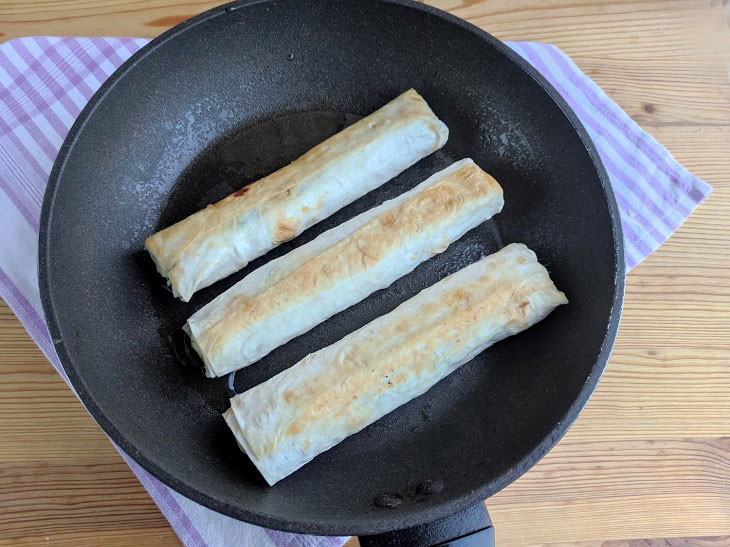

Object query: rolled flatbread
[187,158,504,377]
[223,243,568,485]
[146,89,448,301]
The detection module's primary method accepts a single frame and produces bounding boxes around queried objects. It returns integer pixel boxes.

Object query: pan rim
[38,0,625,536]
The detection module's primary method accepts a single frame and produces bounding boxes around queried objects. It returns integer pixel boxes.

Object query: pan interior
[41,0,621,535]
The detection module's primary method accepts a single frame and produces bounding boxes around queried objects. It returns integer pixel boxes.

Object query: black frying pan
[39,1,624,544]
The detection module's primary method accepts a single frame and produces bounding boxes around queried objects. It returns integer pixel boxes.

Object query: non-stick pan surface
[39,0,624,536]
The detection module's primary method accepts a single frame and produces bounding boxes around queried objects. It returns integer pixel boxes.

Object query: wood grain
[1,0,729,545]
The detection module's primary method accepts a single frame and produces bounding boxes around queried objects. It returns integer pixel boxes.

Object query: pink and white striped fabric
[0,37,711,546]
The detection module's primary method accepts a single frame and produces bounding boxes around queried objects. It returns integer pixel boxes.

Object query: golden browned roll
[146,89,448,301]
[223,243,568,485]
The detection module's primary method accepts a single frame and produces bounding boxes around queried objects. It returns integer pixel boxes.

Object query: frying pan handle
[358,503,493,547]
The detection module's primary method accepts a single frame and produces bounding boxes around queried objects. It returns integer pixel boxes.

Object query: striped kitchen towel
[0,37,711,547]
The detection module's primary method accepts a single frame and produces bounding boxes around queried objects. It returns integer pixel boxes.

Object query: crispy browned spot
[287,421,304,436]
[450,289,468,302]
[233,187,249,197]
[380,211,400,228]
[274,218,298,242]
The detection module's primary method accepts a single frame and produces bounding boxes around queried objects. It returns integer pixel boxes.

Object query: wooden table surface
[1,1,729,545]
